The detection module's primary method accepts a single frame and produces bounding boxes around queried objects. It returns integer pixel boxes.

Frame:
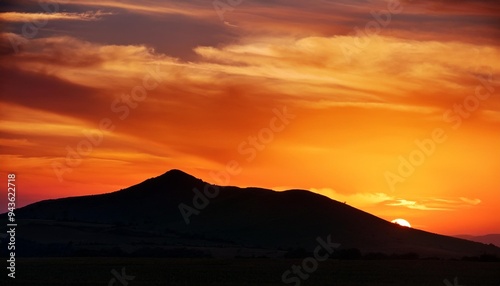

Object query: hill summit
[1,169,499,258]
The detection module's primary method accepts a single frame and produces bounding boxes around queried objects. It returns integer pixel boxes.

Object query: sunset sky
[1,0,499,236]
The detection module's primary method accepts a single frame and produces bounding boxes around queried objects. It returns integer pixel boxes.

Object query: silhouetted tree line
[284,247,310,258]
[282,247,421,260]
[330,248,420,260]
[281,247,500,261]
[3,238,499,261]
[461,253,500,262]
[0,238,211,258]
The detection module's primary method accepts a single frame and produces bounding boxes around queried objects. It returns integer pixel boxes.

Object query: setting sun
[392,218,412,228]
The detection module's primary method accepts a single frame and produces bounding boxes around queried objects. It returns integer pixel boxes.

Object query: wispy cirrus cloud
[385,199,452,211]
[6,32,499,116]
[0,11,113,22]
[384,197,482,211]
[1,32,499,178]
[49,0,212,17]
[310,187,481,212]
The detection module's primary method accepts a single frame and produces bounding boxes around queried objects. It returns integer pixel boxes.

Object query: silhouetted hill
[1,169,499,258]
[455,234,500,247]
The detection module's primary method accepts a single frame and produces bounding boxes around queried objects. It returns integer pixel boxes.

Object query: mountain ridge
[454,234,500,247]
[1,169,499,258]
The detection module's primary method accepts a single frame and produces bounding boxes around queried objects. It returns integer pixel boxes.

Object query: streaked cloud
[49,0,213,17]
[310,188,481,212]
[0,11,113,22]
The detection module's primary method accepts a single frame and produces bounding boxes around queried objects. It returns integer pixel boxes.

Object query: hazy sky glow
[1,0,499,235]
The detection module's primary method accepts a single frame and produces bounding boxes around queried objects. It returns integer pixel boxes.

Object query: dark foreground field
[2,258,500,286]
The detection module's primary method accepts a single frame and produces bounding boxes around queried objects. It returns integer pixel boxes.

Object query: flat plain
[2,258,499,286]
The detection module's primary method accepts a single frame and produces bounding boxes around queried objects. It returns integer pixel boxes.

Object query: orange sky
[1,0,500,236]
